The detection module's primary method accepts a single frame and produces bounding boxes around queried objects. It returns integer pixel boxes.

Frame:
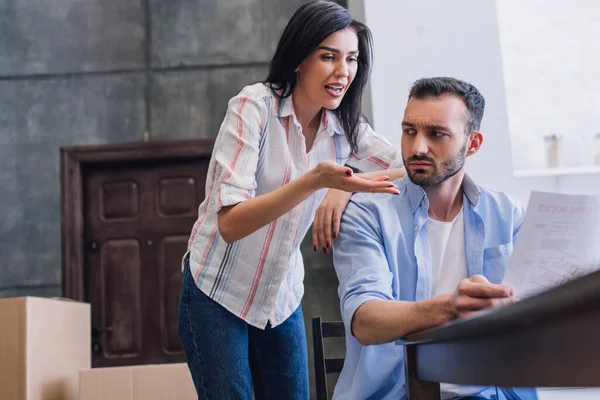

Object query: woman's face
[294,27,359,111]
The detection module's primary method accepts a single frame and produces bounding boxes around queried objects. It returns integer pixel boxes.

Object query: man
[332,77,538,400]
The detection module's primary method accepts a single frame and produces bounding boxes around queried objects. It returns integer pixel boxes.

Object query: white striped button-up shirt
[185,82,401,329]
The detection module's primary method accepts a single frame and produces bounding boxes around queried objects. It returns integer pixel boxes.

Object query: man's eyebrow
[401,121,451,131]
[318,46,359,55]
[428,124,451,131]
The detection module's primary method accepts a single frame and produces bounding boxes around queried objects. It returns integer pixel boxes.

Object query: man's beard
[403,142,467,186]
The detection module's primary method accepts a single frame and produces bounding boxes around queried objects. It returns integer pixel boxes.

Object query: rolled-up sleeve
[333,195,395,335]
[213,90,266,210]
[346,122,403,172]
[512,202,527,241]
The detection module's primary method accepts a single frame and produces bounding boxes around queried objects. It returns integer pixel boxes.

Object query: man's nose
[411,134,429,155]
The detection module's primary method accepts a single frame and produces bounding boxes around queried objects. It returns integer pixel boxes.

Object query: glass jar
[544,134,563,168]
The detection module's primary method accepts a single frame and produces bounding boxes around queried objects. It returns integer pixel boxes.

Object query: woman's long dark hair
[265,1,373,155]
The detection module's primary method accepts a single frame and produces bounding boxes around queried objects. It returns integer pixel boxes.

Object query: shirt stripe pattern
[185,83,402,328]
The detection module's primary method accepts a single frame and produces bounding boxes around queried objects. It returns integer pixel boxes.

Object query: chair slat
[322,321,345,337]
[312,317,346,400]
[325,358,345,373]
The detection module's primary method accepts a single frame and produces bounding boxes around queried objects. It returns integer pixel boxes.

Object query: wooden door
[61,140,213,368]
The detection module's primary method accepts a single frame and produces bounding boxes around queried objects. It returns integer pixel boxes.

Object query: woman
[177,1,405,399]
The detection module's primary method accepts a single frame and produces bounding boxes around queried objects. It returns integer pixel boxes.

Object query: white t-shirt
[427,208,467,297]
[426,208,487,399]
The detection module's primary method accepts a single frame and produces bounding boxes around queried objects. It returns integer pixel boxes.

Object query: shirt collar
[461,174,481,207]
[403,173,481,211]
[276,96,344,136]
[277,95,294,118]
[321,110,345,136]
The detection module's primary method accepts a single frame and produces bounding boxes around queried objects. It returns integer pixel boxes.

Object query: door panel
[100,180,140,221]
[158,235,190,354]
[157,177,198,218]
[101,238,142,358]
[84,156,208,367]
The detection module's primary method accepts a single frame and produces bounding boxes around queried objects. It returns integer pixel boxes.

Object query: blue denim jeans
[177,258,309,400]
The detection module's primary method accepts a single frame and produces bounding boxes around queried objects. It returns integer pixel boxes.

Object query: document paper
[503,191,600,298]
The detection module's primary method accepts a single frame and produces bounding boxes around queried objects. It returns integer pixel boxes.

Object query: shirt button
[414,225,418,231]
[412,207,416,211]
[421,199,425,206]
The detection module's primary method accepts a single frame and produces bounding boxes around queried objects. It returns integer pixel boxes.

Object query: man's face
[401,94,480,186]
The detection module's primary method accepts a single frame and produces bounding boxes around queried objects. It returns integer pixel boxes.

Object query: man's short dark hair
[408,77,485,134]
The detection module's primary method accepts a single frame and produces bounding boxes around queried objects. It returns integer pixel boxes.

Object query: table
[397,269,600,399]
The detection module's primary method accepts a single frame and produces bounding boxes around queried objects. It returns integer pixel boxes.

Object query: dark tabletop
[398,268,600,344]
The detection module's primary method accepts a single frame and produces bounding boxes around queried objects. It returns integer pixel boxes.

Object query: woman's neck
[291,88,322,132]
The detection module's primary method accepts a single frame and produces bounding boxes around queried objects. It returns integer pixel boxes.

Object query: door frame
[60,139,215,301]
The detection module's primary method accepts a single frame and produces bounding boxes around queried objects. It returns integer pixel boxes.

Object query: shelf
[514,165,600,178]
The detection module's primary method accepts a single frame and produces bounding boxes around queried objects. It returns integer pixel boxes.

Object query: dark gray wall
[0,0,310,296]
[1,0,346,397]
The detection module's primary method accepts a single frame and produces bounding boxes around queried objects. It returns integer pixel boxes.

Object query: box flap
[0,298,26,400]
[26,296,91,400]
[80,364,195,400]
[80,366,134,400]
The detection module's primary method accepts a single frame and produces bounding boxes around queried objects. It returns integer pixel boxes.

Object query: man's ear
[466,131,483,157]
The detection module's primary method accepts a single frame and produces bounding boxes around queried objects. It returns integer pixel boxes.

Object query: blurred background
[0,0,598,398]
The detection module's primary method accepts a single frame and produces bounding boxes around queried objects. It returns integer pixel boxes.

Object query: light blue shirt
[332,175,538,400]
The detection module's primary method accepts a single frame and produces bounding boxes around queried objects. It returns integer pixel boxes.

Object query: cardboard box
[0,296,91,400]
[80,363,196,400]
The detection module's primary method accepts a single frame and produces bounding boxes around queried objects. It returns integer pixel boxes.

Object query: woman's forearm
[218,161,399,244]
[217,171,320,244]
[356,167,405,181]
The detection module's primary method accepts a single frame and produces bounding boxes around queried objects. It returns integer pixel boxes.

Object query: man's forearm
[351,296,453,346]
